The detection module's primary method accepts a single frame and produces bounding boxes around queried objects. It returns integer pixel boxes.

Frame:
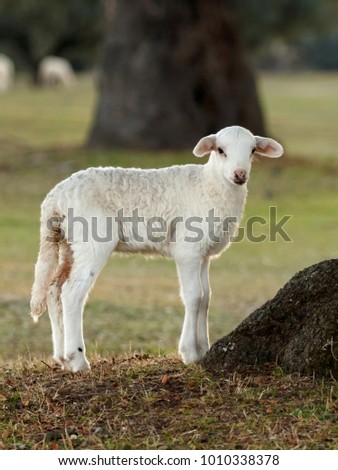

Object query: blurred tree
[233,0,338,70]
[230,0,320,50]
[295,0,338,70]
[0,0,103,78]
[89,0,265,150]
[1,0,336,77]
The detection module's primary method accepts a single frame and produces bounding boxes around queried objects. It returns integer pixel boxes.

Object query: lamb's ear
[193,134,217,157]
[255,136,284,158]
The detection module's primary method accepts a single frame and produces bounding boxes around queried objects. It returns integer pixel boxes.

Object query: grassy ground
[0,73,337,449]
[1,356,337,450]
[259,72,338,161]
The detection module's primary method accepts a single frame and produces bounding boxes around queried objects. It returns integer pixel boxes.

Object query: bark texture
[202,259,338,378]
[88,0,265,149]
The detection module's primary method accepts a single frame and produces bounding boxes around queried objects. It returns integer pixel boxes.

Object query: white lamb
[0,54,15,92]
[38,56,75,87]
[30,126,283,372]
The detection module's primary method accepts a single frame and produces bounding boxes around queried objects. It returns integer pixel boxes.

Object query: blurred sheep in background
[0,53,15,92]
[38,56,76,87]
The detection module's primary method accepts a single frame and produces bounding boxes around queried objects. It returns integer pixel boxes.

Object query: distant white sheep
[30,126,283,372]
[38,56,75,87]
[0,54,15,92]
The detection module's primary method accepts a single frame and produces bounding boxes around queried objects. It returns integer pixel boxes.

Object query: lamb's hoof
[179,348,204,365]
[198,343,210,358]
[53,355,66,369]
[60,353,90,372]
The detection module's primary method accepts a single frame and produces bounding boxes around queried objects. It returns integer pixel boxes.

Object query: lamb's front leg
[176,258,203,364]
[197,257,211,358]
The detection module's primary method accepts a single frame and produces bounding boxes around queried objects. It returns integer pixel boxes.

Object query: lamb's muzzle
[233,169,247,185]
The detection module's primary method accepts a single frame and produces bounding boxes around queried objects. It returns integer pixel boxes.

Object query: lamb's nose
[234,169,247,185]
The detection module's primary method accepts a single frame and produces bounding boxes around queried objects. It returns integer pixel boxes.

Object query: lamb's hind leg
[47,282,64,366]
[61,242,113,372]
[46,240,72,367]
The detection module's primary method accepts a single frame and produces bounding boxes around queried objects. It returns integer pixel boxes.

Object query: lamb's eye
[251,147,256,155]
[217,147,225,155]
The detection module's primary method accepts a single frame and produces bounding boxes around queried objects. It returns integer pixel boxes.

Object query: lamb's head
[193,126,283,186]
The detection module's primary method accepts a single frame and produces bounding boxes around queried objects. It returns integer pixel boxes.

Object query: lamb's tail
[30,214,60,323]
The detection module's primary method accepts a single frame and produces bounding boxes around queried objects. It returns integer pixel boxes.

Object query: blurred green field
[259,72,338,160]
[0,73,337,363]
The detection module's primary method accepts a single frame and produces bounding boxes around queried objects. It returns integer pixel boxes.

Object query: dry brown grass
[1,355,337,450]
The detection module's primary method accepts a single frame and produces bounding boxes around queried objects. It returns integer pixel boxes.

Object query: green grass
[0,75,96,148]
[259,72,338,160]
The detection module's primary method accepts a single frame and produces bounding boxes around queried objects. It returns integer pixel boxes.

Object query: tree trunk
[202,259,338,379]
[88,0,265,150]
